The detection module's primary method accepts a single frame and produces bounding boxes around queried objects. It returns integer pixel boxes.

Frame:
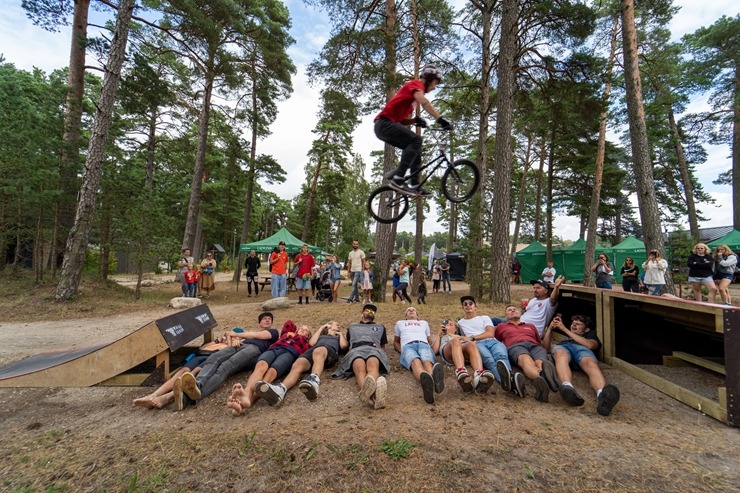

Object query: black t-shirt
[620,265,639,281]
[559,329,600,350]
[243,328,278,352]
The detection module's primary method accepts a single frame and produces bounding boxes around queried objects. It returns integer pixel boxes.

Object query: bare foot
[226,384,251,416]
[133,394,158,410]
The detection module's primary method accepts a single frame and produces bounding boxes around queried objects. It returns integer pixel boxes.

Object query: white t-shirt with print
[394,320,431,347]
[520,297,556,337]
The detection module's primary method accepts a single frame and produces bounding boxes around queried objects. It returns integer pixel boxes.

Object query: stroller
[316,270,333,302]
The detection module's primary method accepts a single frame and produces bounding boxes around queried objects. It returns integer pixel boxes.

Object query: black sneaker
[533,376,550,402]
[512,372,526,398]
[597,384,620,416]
[432,362,445,394]
[560,385,585,407]
[541,360,560,392]
[420,371,435,404]
[496,360,512,392]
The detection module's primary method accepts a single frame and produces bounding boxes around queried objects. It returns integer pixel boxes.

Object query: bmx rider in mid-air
[374,64,451,198]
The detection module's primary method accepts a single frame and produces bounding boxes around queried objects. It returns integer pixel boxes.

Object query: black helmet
[421,64,442,83]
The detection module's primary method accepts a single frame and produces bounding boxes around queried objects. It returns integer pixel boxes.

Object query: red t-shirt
[375,79,425,123]
[294,253,315,278]
[494,321,540,347]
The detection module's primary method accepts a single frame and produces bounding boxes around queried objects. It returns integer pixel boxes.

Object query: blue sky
[0,0,736,240]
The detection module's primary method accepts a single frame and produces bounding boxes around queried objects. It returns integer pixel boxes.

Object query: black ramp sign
[155,305,218,351]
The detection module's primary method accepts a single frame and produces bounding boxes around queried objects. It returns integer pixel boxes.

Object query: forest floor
[0,272,738,492]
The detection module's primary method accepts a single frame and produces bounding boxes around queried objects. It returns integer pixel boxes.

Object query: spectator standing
[395,259,413,304]
[431,260,441,293]
[417,270,427,304]
[177,248,194,297]
[346,240,366,303]
[294,244,316,305]
[440,258,451,292]
[199,251,217,298]
[713,244,737,305]
[328,255,342,303]
[591,253,614,289]
[687,243,716,302]
[269,241,289,298]
[361,261,373,304]
[620,257,640,293]
[244,250,261,297]
[541,261,556,283]
[642,250,668,296]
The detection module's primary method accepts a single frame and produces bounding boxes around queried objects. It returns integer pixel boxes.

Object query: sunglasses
[462,301,475,307]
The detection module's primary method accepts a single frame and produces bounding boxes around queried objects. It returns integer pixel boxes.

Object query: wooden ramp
[0,305,217,388]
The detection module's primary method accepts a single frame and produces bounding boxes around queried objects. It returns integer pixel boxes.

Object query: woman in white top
[642,249,668,296]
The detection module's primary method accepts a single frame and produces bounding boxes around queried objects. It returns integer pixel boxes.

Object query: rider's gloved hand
[437,117,452,130]
[413,117,428,128]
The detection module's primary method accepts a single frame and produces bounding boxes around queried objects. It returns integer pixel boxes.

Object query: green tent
[515,241,548,283]
[557,238,611,282]
[610,236,646,283]
[239,227,322,255]
[707,229,740,252]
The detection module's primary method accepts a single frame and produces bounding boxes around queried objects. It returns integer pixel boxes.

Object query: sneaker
[299,374,321,401]
[432,362,445,394]
[407,184,432,198]
[373,376,387,409]
[596,384,620,416]
[560,385,585,407]
[540,360,560,392]
[383,168,403,181]
[496,360,512,393]
[512,372,526,398]
[475,370,495,394]
[456,368,474,393]
[181,372,201,401]
[256,381,286,408]
[173,376,185,411]
[387,177,407,193]
[533,376,550,402]
[359,375,376,405]
[420,371,435,404]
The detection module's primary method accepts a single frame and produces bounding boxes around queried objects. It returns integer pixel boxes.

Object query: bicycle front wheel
[367,185,410,224]
[441,159,480,203]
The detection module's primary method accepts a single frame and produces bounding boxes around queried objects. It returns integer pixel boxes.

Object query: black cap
[460,295,475,305]
[362,303,377,313]
[278,241,286,246]
[530,279,552,290]
[258,311,273,323]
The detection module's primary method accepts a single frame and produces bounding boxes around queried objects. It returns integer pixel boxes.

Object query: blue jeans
[186,282,197,297]
[646,284,663,296]
[552,343,597,370]
[595,281,612,289]
[442,273,451,292]
[350,271,362,301]
[271,273,286,297]
[475,339,510,382]
[400,342,435,369]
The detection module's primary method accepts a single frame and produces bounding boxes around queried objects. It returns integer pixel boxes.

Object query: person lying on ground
[393,306,444,404]
[331,303,390,410]
[494,305,560,403]
[226,321,311,415]
[175,312,279,410]
[542,313,620,416]
[431,318,504,395]
[132,337,229,410]
[257,321,348,407]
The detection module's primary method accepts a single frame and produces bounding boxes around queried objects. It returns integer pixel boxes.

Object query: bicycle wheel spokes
[441,159,480,203]
[367,185,410,224]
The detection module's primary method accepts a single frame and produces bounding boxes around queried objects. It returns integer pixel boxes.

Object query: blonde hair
[692,243,710,254]
[714,244,736,259]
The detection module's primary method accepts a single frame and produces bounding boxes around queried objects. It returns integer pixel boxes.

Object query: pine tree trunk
[55,0,135,301]
[510,136,533,256]
[584,15,619,286]
[668,109,699,239]
[489,0,517,303]
[621,0,673,293]
[732,65,739,229]
[534,138,546,241]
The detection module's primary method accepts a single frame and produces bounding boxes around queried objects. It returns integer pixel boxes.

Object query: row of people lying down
[133,298,620,417]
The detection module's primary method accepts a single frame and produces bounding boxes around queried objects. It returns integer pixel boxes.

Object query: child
[361,261,373,304]
[184,267,199,297]
[417,270,427,304]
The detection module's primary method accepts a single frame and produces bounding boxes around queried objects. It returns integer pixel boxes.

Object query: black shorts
[299,344,340,369]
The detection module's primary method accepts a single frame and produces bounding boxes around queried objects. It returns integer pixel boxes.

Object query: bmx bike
[367,128,480,224]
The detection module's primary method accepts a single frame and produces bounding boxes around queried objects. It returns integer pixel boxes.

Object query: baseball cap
[460,295,475,305]
[530,279,552,290]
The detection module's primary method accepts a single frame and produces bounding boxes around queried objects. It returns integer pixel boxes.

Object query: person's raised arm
[550,276,564,306]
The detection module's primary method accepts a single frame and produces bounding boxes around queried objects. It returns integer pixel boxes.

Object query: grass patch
[380,438,416,461]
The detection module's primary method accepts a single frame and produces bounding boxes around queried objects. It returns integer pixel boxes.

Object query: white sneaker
[256,381,286,407]
[299,374,321,401]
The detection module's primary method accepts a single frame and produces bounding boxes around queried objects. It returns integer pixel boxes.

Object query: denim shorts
[552,343,597,370]
[400,341,436,369]
[714,272,734,281]
[688,275,714,284]
[295,277,312,290]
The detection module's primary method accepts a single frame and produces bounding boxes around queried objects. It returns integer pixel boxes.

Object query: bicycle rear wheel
[441,159,480,203]
[367,185,410,224]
